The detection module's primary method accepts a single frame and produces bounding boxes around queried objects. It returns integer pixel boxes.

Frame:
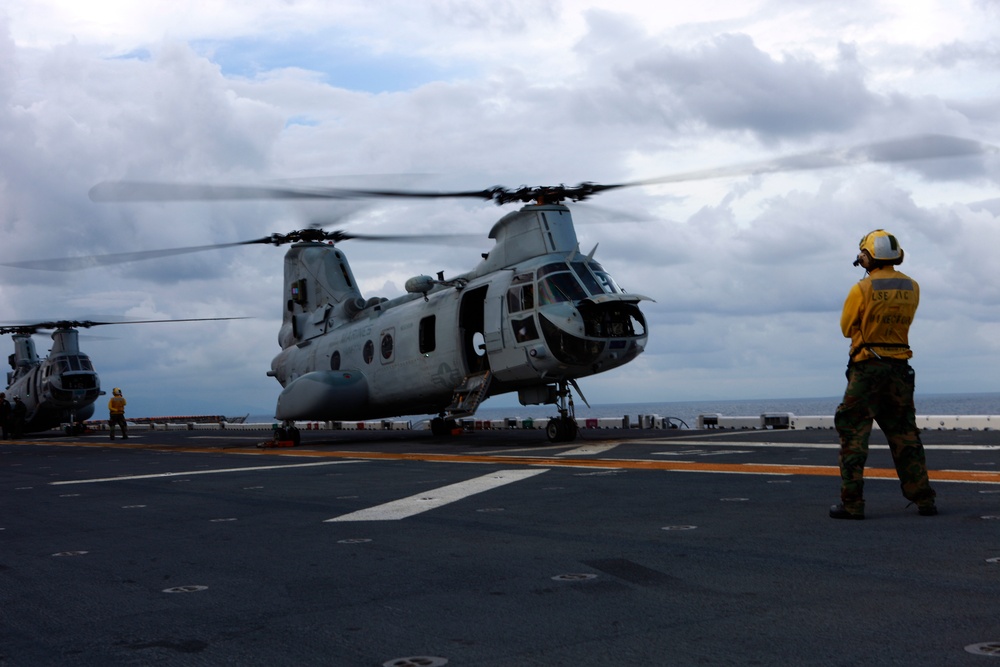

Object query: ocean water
[248,392,1000,429]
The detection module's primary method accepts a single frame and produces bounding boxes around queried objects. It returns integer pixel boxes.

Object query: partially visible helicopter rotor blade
[332,231,485,245]
[78,317,251,327]
[85,134,995,208]
[1,241,267,271]
[89,180,496,203]
[607,134,998,192]
[89,182,365,202]
[0,316,250,335]
[0,229,481,272]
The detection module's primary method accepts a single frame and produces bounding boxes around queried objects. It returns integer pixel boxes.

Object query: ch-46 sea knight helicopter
[1,318,245,435]
[9,134,993,443]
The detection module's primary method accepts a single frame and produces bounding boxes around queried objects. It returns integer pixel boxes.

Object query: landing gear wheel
[546,419,562,442]
[546,417,577,443]
[564,418,578,441]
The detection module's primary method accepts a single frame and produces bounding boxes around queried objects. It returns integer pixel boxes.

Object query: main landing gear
[546,380,579,443]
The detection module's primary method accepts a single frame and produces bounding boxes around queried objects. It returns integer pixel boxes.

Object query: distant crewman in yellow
[108,387,129,440]
[831,229,935,520]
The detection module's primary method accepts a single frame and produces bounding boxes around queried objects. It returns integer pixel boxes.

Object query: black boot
[829,504,864,520]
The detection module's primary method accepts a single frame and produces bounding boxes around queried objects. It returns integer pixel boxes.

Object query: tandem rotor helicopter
[5,134,993,443]
[0,318,245,435]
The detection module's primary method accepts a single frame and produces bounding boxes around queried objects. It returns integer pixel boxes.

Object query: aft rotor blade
[77,317,251,327]
[604,134,998,192]
[0,316,250,335]
[90,180,496,203]
[1,240,268,271]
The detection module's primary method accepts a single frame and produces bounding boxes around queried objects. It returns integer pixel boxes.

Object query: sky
[1,0,999,419]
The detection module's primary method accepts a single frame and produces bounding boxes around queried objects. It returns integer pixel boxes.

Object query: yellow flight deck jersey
[108,395,126,415]
[841,266,919,363]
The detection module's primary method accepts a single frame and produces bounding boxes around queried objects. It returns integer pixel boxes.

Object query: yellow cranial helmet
[113,388,122,396]
[858,229,903,263]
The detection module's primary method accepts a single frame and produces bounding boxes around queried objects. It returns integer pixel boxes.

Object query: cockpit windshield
[570,262,605,295]
[536,260,626,305]
[537,272,588,305]
[56,355,95,373]
[586,261,622,294]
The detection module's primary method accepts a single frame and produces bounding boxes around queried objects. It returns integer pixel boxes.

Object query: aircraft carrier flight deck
[3,425,1000,666]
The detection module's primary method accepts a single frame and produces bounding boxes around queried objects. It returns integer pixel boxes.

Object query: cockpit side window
[511,316,539,342]
[506,284,535,313]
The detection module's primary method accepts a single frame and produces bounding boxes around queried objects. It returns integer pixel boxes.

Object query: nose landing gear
[546,380,580,443]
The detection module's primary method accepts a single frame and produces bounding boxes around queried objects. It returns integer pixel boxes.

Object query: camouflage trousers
[834,359,935,513]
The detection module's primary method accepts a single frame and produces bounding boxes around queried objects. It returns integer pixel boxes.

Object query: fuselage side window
[419,315,436,354]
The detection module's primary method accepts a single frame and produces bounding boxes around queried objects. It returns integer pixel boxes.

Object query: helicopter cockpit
[535,259,625,304]
[40,352,100,408]
[504,258,648,371]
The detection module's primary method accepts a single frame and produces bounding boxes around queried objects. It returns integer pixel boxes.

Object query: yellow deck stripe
[13,439,1000,484]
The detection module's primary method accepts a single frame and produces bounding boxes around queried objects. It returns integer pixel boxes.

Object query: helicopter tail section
[279,243,366,348]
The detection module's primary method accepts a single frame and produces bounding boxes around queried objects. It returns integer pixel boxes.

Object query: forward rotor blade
[605,134,997,192]
[336,231,484,245]
[88,134,996,206]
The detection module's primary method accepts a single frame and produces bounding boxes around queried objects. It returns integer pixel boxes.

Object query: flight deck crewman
[831,229,936,520]
[108,387,128,440]
[11,396,26,439]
